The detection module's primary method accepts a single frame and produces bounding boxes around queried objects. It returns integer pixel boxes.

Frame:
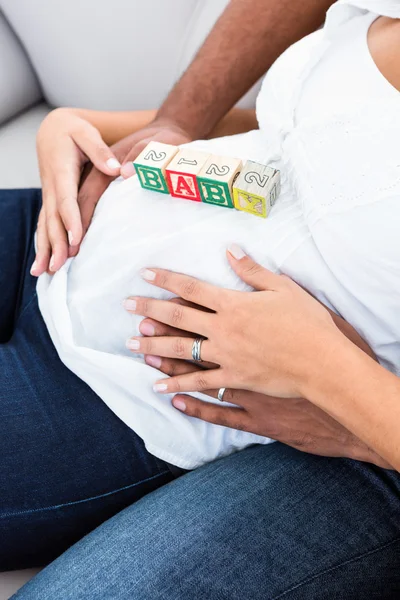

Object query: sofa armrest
[0,10,42,126]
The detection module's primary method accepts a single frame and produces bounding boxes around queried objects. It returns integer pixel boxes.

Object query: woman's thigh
[14,443,400,599]
[0,190,173,571]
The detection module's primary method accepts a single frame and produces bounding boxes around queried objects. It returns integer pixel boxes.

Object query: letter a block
[197,155,242,209]
[233,160,281,218]
[134,141,179,194]
[165,149,210,202]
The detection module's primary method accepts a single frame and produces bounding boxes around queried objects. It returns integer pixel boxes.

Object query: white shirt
[37,0,400,469]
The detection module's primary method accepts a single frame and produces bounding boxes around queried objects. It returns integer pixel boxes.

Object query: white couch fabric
[0,103,49,189]
[0,10,42,126]
[0,0,233,110]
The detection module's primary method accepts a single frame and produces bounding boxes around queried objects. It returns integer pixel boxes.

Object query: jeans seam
[271,536,400,600]
[0,470,170,519]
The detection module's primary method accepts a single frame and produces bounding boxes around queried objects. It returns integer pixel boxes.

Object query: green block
[134,164,170,194]
[198,179,234,208]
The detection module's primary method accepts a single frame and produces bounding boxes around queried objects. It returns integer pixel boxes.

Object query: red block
[165,171,202,202]
[165,149,210,202]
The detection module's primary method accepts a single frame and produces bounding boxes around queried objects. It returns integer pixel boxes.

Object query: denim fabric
[14,443,400,599]
[0,189,175,571]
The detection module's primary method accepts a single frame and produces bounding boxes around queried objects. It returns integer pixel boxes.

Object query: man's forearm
[158,0,335,138]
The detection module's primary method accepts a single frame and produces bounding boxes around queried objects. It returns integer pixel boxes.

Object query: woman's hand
[142,353,391,469]
[124,245,345,399]
[33,108,122,276]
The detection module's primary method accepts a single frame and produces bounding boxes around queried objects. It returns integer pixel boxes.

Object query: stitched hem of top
[146,442,203,471]
[0,471,170,519]
[271,536,400,600]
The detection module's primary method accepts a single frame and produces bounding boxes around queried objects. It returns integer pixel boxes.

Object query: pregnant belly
[67,175,308,355]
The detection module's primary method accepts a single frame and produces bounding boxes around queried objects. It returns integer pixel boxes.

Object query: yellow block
[232,189,267,218]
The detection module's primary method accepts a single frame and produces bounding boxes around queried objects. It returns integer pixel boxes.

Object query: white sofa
[0,1,260,597]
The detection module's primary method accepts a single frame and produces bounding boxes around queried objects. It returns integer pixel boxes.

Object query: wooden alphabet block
[232,160,280,218]
[197,155,242,208]
[165,149,210,202]
[134,141,179,194]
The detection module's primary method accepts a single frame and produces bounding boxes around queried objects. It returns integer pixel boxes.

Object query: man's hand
[149,355,391,469]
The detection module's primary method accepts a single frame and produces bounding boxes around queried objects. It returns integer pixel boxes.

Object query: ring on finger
[217,387,226,402]
[191,338,203,362]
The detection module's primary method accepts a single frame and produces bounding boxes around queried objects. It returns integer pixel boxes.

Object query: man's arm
[157,0,336,139]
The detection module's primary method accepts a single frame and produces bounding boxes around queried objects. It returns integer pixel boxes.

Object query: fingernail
[145,355,162,368]
[140,321,155,336]
[121,162,135,178]
[123,298,137,312]
[172,398,187,411]
[30,261,38,275]
[141,269,156,282]
[107,158,121,170]
[228,244,246,260]
[49,256,55,271]
[153,383,168,393]
[126,339,140,350]
[68,230,74,245]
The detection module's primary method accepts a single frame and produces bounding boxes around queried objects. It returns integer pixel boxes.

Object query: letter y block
[233,160,281,218]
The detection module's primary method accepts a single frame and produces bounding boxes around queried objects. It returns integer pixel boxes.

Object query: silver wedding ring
[191,338,203,362]
[217,388,226,402]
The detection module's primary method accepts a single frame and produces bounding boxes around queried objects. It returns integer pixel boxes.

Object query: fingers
[72,126,121,176]
[121,138,153,178]
[171,395,250,430]
[145,355,218,375]
[140,269,222,311]
[31,207,51,276]
[152,368,223,395]
[124,296,212,336]
[227,244,282,291]
[53,163,83,248]
[45,207,69,272]
[33,189,69,275]
[139,318,194,339]
[126,335,216,364]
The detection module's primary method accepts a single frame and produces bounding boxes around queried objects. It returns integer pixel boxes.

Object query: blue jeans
[14,443,400,599]
[0,189,179,571]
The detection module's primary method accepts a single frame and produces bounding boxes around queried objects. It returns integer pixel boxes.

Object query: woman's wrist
[300,331,400,470]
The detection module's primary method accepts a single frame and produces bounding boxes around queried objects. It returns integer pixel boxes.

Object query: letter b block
[198,155,242,208]
[165,149,210,202]
[233,160,281,218]
[134,141,179,194]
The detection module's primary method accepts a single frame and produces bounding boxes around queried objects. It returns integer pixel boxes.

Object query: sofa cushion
[0,10,42,126]
[0,103,50,188]
[0,0,235,110]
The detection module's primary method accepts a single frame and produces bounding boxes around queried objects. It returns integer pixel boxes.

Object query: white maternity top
[37,0,400,469]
